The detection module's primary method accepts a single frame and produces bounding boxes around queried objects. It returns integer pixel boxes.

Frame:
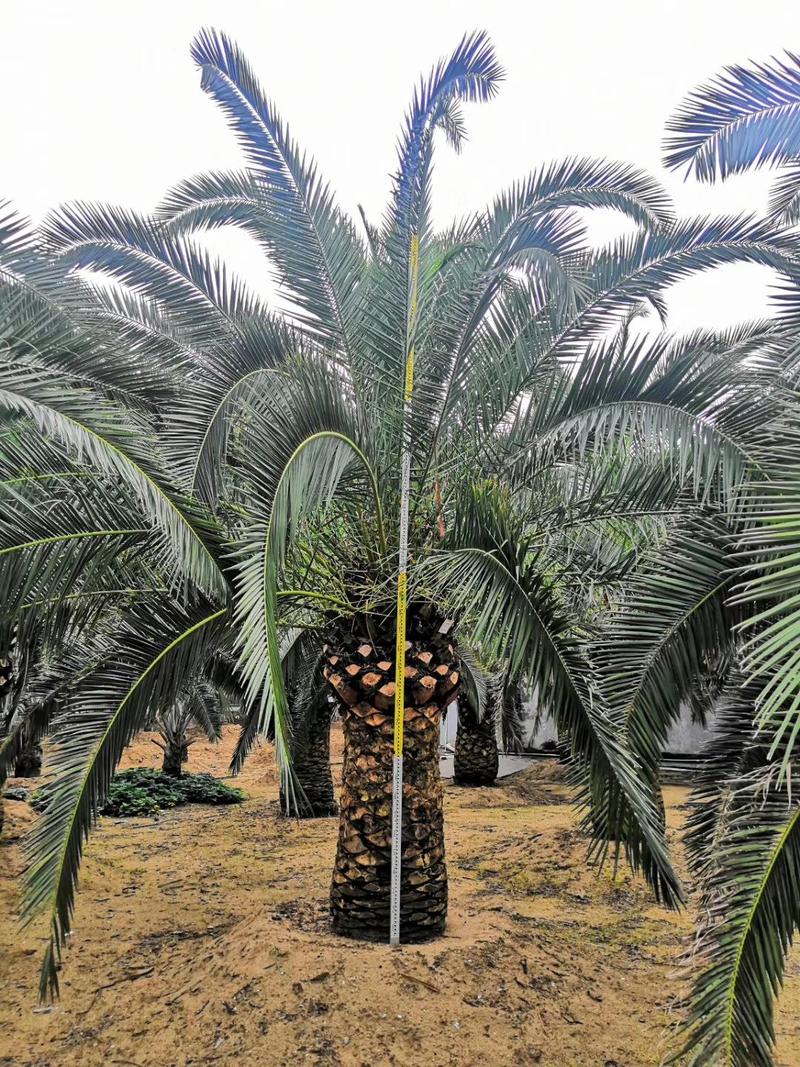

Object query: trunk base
[331,911,445,943]
[161,742,188,778]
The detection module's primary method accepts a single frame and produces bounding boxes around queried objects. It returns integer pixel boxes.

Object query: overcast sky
[3,0,797,332]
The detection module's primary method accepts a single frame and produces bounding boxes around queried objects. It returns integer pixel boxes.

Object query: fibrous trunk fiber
[161,739,188,778]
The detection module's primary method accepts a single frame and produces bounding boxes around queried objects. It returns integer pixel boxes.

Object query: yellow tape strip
[404,349,415,403]
[393,571,408,757]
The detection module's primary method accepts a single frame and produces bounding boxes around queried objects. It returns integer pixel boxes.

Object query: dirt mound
[497,758,571,805]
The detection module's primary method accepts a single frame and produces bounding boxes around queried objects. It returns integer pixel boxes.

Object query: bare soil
[2,725,799,1067]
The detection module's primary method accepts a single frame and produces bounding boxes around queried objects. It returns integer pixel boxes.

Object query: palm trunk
[279,693,337,818]
[454,691,498,786]
[161,738,188,777]
[325,634,458,942]
[13,742,42,779]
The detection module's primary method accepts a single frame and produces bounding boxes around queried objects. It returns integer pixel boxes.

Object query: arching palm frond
[0,363,226,601]
[485,157,674,234]
[595,515,739,785]
[419,543,682,905]
[0,473,149,647]
[664,51,800,180]
[675,772,800,1067]
[232,377,385,787]
[23,602,227,1000]
[187,28,367,354]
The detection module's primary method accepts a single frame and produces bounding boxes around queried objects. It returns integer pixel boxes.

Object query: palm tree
[652,51,800,1067]
[277,630,337,818]
[453,674,500,787]
[3,29,798,994]
[149,671,237,777]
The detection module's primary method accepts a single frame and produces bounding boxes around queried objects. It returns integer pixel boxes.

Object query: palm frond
[0,363,226,601]
[232,428,384,787]
[186,30,366,356]
[664,51,800,180]
[733,470,800,776]
[485,158,674,233]
[22,603,227,1000]
[675,773,800,1067]
[595,516,738,780]
[768,163,800,224]
[419,546,682,905]
[682,673,767,882]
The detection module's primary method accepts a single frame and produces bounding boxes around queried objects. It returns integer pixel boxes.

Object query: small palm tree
[2,29,797,997]
[148,672,236,777]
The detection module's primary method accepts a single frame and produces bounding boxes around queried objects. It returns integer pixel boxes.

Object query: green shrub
[101,769,245,816]
[31,768,245,818]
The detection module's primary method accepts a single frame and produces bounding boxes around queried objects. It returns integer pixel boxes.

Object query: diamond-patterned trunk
[324,635,459,942]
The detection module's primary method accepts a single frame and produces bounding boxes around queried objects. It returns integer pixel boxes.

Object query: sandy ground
[2,726,800,1067]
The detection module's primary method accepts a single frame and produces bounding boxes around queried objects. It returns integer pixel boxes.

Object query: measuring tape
[389,232,419,946]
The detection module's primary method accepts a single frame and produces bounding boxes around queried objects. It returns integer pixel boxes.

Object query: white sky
[3,0,797,332]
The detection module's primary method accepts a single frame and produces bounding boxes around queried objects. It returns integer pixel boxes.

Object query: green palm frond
[0,200,37,264]
[232,427,384,785]
[595,515,739,779]
[733,470,800,775]
[682,673,767,882]
[40,202,260,340]
[485,157,674,233]
[663,51,800,180]
[418,545,682,905]
[675,772,800,1067]
[0,637,110,785]
[22,603,227,1000]
[455,642,490,722]
[768,163,800,224]
[185,29,367,356]
[0,363,226,601]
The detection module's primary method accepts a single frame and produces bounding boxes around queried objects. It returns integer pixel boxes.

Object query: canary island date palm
[647,51,800,1067]
[149,27,728,941]
[6,28,800,991]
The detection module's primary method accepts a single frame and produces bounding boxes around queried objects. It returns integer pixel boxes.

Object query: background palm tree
[276,630,338,818]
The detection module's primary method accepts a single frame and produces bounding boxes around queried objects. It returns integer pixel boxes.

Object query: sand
[2,725,799,1067]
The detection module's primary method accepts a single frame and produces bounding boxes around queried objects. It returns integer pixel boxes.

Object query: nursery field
[2,727,800,1067]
